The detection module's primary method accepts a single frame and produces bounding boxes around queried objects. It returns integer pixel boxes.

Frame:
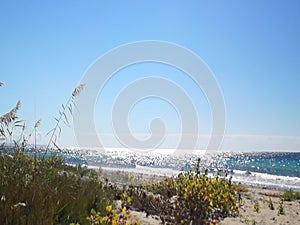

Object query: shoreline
[1,150,299,225]
[99,167,300,225]
[98,165,300,191]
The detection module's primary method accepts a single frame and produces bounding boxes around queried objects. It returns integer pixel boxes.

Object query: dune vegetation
[0,82,240,225]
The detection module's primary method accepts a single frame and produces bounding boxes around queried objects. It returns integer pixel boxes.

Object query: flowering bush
[87,205,140,225]
[124,159,238,224]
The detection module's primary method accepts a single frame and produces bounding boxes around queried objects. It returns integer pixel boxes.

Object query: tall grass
[1,82,116,225]
[46,84,85,151]
[0,151,115,225]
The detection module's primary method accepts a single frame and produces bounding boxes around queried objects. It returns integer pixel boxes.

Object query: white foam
[232,170,300,190]
[101,165,179,177]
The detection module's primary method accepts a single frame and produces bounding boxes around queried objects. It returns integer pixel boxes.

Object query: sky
[0,0,299,151]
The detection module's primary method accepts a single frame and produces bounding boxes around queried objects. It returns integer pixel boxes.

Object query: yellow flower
[101,216,109,223]
[122,206,127,213]
[106,205,113,213]
[204,194,209,201]
[112,219,118,225]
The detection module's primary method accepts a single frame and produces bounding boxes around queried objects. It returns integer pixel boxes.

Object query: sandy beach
[221,187,300,225]
[126,186,300,225]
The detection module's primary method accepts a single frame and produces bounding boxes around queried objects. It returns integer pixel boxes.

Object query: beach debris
[245,170,252,175]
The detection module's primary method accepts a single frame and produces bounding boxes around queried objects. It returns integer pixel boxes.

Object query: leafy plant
[268,198,274,210]
[277,198,285,215]
[253,201,260,213]
[0,82,121,225]
[123,158,238,224]
[0,152,116,225]
[87,205,140,225]
[281,189,300,201]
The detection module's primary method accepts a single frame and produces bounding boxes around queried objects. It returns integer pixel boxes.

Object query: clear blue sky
[1,1,299,151]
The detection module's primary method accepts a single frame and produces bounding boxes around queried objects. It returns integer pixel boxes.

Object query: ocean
[3,146,299,191]
[55,148,300,191]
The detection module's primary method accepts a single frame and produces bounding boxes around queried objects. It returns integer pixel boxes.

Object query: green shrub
[0,82,114,224]
[123,159,238,224]
[87,205,140,225]
[282,189,300,201]
[0,151,115,225]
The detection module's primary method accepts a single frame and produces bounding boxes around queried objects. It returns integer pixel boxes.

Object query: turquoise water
[55,149,300,190]
[226,152,300,177]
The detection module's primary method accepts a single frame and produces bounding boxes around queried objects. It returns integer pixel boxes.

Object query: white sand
[126,187,300,225]
[220,187,300,225]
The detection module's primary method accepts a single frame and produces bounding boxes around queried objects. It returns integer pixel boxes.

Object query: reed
[46,84,85,151]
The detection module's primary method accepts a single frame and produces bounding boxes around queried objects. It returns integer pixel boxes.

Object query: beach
[221,186,300,225]
[125,186,300,225]
[1,149,300,225]
[99,167,300,225]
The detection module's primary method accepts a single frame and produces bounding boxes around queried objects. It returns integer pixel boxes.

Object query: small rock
[245,171,251,175]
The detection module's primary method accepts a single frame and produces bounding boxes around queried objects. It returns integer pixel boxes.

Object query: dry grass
[233,184,249,193]
[46,83,85,151]
[72,83,85,97]
[258,192,282,198]
[0,100,21,125]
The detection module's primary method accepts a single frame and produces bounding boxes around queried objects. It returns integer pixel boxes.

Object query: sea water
[54,148,300,191]
[6,147,299,191]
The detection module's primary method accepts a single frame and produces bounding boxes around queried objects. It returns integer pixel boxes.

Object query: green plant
[277,198,285,215]
[282,189,300,201]
[87,205,140,225]
[252,219,258,225]
[0,82,121,225]
[123,158,238,224]
[268,198,274,210]
[254,201,260,213]
[0,151,117,225]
